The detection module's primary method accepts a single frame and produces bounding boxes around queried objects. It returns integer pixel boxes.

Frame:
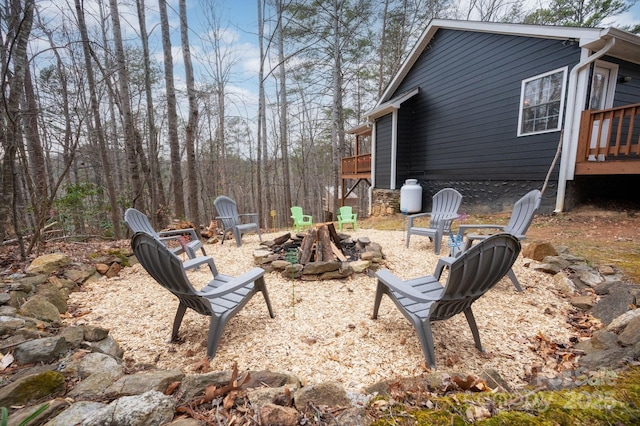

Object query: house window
[518,67,567,136]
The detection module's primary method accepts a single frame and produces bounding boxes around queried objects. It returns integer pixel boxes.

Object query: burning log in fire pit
[253,223,384,280]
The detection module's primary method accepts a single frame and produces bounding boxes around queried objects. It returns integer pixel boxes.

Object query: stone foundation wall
[372,180,557,215]
[370,189,400,216]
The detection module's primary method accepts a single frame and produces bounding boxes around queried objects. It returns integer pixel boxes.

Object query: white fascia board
[366,87,420,121]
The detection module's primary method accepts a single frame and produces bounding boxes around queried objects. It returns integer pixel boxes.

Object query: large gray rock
[0,371,65,409]
[7,398,69,426]
[26,253,71,275]
[0,315,25,334]
[575,270,604,288]
[591,284,636,325]
[14,336,68,364]
[44,401,107,426]
[61,352,123,379]
[36,283,68,314]
[606,309,640,333]
[83,325,110,341]
[258,403,299,426]
[295,382,352,412]
[19,295,62,324]
[84,335,124,359]
[105,369,185,398]
[68,371,125,399]
[178,371,232,402]
[617,316,640,347]
[553,272,577,296]
[81,390,175,426]
[65,267,96,283]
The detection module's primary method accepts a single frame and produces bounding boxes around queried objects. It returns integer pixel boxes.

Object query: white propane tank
[400,179,422,213]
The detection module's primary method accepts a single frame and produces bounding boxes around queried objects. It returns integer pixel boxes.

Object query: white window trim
[517,66,568,137]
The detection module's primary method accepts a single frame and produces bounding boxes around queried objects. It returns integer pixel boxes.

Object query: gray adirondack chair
[373,233,521,369]
[124,208,206,260]
[131,232,275,359]
[457,189,541,291]
[406,188,462,254]
[213,196,262,247]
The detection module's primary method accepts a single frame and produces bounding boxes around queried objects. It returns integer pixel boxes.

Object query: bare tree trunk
[74,0,122,239]
[179,0,201,231]
[109,0,141,214]
[23,57,47,200]
[276,0,292,216]
[257,0,265,227]
[159,0,185,218]
[136,0,166,226]
[331,0,346,215]
[0,0,33,255]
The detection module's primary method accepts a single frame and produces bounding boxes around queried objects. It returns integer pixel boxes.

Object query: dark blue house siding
[375,113,393,188]
[378,29,583,211]
[392,29,581,183]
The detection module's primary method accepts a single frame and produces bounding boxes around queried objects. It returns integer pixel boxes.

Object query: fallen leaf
[165,381,181,395]
[191,357,211,373]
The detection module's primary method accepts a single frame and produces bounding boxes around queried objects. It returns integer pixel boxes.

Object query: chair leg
[172,303,188,341]
[233,227,242,247]
[433,233,441,255]
[416,318,437,369]
[507,268,523,292]
[463,308,484,352]
[405,231,411,248]
[255,276,276,318]
[372,281,386,319]
[206,316,224,359]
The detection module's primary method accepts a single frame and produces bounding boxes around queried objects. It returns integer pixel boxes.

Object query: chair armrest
[238,213,258,223]
[183,256,217,274]
[375,269,442,303]
[303,215,312,220]
[457,224,505,237]
[215,215,233,220]
[407,212,431,228]
[433,256,456,280]
[200,267,266,298]
[158,228,199,241]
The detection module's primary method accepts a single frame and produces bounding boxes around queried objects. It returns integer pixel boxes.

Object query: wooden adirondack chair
[337,206,357,231]
[131,232,275,359]
[406,188,462,254]
[213,196,262,247]
[373,233,521,369]
[124,208,206,260]
[290,206,313,232]
[457,189,541,291]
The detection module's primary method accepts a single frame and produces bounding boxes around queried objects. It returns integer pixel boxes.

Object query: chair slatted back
[213,196,240,231]
[429,233,520,321]
[132,232,213,317]
[429,188,463,231]
[504,190,542,237]
[124,208,158,236]
[291,206,304,218]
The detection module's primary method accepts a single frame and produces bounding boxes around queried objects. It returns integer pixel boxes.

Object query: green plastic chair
[290,206,313,232]
[337,206,357,231]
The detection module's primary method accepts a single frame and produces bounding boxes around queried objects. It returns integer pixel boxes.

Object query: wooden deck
[341,154,371,179]
[575,103,640,175]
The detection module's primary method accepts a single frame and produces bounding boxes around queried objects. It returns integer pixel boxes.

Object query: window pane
[519,68,566,135]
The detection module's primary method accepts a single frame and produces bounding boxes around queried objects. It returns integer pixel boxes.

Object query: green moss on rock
[0,371,65,410]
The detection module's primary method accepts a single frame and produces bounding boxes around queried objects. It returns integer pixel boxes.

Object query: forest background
[1,0,639,260]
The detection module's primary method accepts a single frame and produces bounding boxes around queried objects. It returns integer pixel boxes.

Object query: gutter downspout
[369,121,376,216]
[555,37,615,213]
